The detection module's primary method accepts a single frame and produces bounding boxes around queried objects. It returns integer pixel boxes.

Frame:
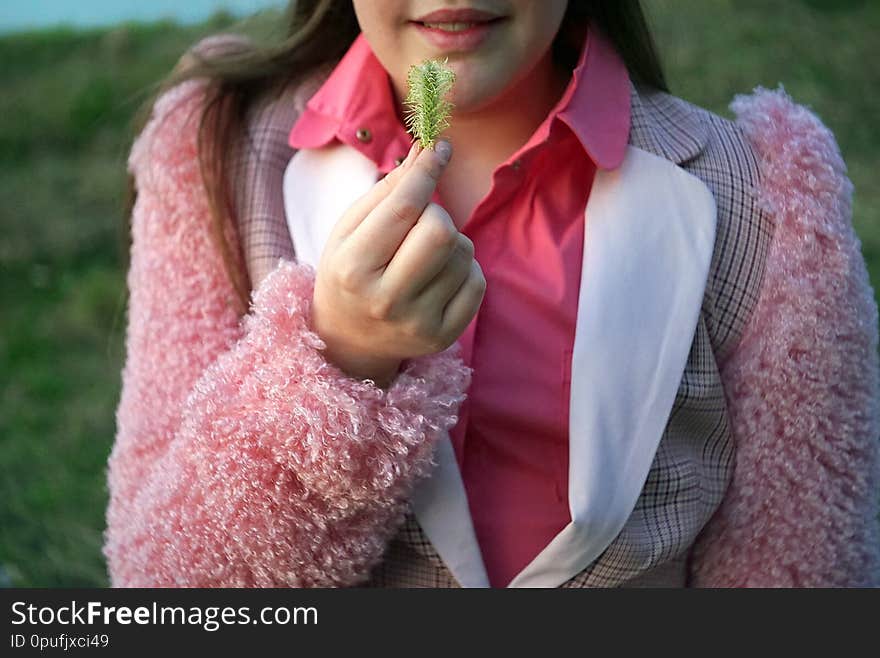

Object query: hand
[311,140,486,388]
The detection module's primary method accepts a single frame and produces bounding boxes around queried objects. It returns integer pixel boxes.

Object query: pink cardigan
[102,79,880,587]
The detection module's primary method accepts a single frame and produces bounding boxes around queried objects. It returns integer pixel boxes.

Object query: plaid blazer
[227,74,759,587]
[203,39,877,587]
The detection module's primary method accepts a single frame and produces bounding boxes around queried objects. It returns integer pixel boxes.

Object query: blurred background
[1,0,877,587]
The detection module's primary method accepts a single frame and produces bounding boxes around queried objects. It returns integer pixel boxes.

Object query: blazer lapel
[509,142,716,586]
[281,83,716,588]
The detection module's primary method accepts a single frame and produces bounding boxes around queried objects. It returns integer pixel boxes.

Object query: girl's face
[352,1,569,115]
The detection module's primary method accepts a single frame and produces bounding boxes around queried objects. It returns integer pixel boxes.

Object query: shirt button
[356,128,372,143]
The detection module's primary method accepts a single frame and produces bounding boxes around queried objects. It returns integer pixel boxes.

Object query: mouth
[409,8,507,52]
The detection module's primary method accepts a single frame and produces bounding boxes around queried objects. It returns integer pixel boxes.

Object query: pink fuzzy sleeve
[102,81,471,587]
[689,87,880,587]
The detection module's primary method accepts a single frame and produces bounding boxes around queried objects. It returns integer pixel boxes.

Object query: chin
[445,70,512,115]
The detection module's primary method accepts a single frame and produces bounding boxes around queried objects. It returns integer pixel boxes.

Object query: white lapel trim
[282,143,379,270]
[508,145,717,586]
[282,143,717,589]
[409,434,491,587]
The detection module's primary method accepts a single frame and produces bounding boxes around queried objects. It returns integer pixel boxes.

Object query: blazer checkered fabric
[225,66,772,587]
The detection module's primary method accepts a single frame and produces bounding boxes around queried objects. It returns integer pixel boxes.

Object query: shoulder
[686,82,853,229]
[126,36,246,243]
[129,33,330,191]
[127,78,207,197]
[173,32,253,75]
[654,85,859,364]
[127,33,251,187]
[728,85,855,233]
[133,31,255,160]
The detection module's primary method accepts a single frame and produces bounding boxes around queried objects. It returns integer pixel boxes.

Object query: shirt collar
[557,23,631,169]
[289,23,631,171]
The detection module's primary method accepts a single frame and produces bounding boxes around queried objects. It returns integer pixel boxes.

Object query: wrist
[309,301,401,388]
[322,345,402,389]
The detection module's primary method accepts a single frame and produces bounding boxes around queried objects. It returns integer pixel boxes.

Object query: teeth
[422,22,477,32]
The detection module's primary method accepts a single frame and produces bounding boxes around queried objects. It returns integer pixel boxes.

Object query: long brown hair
[123,0,668,314]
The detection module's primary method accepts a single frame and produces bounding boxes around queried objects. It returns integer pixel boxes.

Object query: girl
[103,1,880,587]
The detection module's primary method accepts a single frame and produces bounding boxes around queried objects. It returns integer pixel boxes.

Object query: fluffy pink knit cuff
[214,257,472,506]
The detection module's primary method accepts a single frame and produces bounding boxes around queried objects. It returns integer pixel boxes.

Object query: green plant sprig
[404,58,455,149]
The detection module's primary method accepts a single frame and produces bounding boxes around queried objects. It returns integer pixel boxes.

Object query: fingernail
[434,140,452,164]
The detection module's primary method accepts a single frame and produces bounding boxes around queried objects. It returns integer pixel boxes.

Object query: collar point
[288,110,338,150]
[595,149,627,171]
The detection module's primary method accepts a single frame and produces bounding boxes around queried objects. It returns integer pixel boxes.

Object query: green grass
[0,10,280,588]
[1,1,877,587]
[647,0,880,286]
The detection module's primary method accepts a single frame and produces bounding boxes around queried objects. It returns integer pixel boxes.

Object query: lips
[410,8,506,52]
[421,22,485,31]
[413,8,504,24]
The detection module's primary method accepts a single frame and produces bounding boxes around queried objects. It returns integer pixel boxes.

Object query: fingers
[378,203,464,302]
[415,239,474,311]
[346,140,453,271]
[439,260,487,341]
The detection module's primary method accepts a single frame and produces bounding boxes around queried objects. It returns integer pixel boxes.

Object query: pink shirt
[289,26,631,587]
